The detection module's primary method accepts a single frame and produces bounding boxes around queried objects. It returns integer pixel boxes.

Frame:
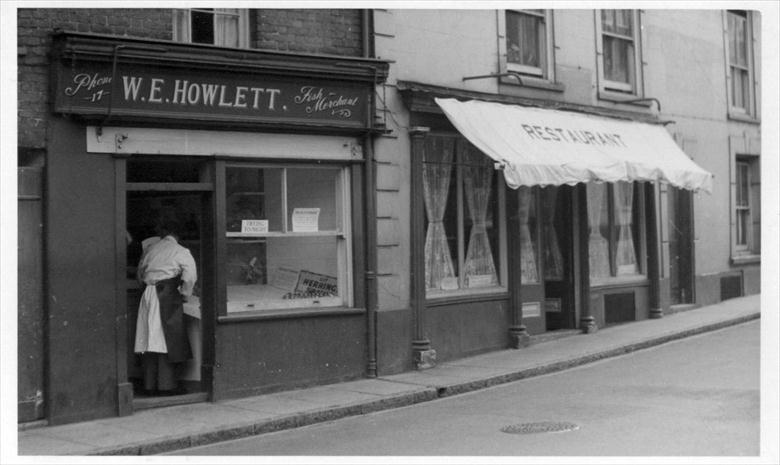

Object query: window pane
[191,9,215,44]
[507,11,543,68]
[518,187,539,283]
[737,163,750,207]
[286,168,341,232]
[613,182,639,276]
[226,167,283,233]
[587,183,610,280]
[736,210,748,245]
[604,36,634,85]
[603,10,633,36]
[423,136,457,292]
[227,236,343,312]
[214,9,240,47]
[462,147,499,288]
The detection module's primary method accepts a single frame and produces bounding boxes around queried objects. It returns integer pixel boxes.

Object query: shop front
[45,31,388,424]
[400,82,712,366]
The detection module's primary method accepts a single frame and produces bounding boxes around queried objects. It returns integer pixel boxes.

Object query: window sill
[590,276,650,290]
[500,75,565,92]
[426,290,510,307]
[218,306,365,323]
[597,90,653,107]
[731,254,760,266]
[727,111,760,124]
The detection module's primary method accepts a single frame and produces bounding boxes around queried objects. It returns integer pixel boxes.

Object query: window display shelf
[226,230,342,238]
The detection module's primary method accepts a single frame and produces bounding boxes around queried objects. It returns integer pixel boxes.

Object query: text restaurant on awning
[435,98,713,193]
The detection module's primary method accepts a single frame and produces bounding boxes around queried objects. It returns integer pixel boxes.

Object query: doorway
[542,186,576,330]
[126,190,208,405]
[668,186,694,305]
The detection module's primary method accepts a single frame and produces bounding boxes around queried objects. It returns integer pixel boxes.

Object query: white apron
[134,281,168,354]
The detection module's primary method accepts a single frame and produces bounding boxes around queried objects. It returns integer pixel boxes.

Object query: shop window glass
[423,136,505,297]
[225,165,350,312]
[174,8,249,48]
[587,182,645,285]
[518,187,539,283]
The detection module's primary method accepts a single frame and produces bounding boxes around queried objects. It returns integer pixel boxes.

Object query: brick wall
[17,8,173,150]
[255,9,364,56]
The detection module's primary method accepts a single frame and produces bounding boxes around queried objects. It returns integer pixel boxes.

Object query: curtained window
[588,182,645,284]
[503,9,555,81]
[423,136,506,297]
[173,9,249,48]
[596,10,643,95]
[517,187,539,283]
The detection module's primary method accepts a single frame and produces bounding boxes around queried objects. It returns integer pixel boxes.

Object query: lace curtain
[462,148,498,287]
[614,182,638,275]
[214,9,240,48]
[541,187,564,280]
[423,138,456,290]
[587,183,610,279]
[518,187,539,283]
[173,10,190,42]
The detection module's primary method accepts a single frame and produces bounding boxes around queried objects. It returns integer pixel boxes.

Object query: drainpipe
[363,8,379,377]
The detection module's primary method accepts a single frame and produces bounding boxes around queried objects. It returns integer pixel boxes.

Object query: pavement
[16,294,761,456]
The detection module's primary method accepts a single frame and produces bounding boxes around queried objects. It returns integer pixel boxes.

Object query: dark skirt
[155,277,191,363]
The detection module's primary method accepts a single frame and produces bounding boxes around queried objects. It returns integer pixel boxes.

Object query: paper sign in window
[241,219,268,234]
[292,208,320,232]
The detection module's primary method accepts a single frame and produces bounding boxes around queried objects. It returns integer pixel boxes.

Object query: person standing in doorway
[135,220,197,395]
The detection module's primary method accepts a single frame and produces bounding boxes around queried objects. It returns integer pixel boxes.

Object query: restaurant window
[502,9,555,80]
[587,182,646,285]
[595,10,643,96]
[224,164,352,313]
[173,8,249,48]
[423,135,507,298]
[726,10,757,118]
[734,157,760,255]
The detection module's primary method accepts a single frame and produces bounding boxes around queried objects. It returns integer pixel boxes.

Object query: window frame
[724,10,759,121]
[595,9,645,99]
[497,9,561,90]
[173,8,250,48]
[422,134,508,301]
[220,162,354,315]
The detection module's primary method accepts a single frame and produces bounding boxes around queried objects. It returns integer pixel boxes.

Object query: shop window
[733,156,760,256]
[595,10,644,97]
[224,165,351,313]
[502,10,555,80]
[518,187,539,283]
[173,8,249,48]
[726,10,758,119]
[587,182,646,285]
[422,135,507,298]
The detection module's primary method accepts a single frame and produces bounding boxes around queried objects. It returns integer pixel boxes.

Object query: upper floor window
[726,10,757,118]
[173,9,249,48]
[734,156,760,256]
[499,10,556,86]
[596,10,643,96]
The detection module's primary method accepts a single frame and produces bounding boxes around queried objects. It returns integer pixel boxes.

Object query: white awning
[435,98,713,193]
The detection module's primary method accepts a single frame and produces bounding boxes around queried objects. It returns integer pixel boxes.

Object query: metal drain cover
[501,421,580,434]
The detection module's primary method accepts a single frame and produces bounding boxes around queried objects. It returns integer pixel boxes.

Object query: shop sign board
[54,62,370,127]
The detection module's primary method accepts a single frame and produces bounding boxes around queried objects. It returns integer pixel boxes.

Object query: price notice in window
[241,219,268,234]
[291,208,320,233]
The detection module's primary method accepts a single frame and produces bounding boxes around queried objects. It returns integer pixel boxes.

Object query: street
[173,320,760,456]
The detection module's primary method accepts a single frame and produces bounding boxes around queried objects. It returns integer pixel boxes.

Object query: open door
[543,186,576,330]
[126,191,207,405]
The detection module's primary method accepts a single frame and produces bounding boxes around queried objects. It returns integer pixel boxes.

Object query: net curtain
[614,182,638,275]
[461,146,498,287]
[517,187,539,283]
[587,183,611,279]
[541,187,564,280]
[423,137,456,290]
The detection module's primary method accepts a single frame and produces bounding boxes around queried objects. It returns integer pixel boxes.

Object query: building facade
[17,8,761,426]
